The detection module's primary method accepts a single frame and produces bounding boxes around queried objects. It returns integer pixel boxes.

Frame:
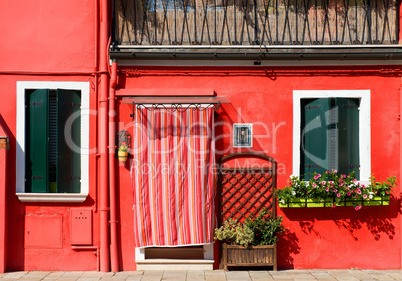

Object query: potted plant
[276,170,396,210]
[117,145,129,161]
[214,209,285,270]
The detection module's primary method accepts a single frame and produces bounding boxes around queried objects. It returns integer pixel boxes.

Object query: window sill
[16,193,88,203]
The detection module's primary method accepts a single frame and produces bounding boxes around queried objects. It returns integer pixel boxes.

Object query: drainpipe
[109,60,119,272]
[99,0,110,272]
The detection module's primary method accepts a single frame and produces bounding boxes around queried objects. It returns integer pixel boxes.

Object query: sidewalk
[1,269,402,281]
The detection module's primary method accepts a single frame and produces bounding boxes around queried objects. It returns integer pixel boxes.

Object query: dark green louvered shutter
[337,98,360,179]
[57,89,81,193]
[300,98,330,179]
[26,89,49,193]
[301,98,360,180]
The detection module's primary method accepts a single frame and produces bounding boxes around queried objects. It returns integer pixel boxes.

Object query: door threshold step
[136,259,214,270]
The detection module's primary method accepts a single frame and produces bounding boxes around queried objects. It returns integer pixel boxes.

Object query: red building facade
[0,0,402,272]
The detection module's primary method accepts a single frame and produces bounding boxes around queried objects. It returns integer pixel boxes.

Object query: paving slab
[62,271,85,278]
[3,269,402,280]
[43,271,67,279]
[2,271,28,279]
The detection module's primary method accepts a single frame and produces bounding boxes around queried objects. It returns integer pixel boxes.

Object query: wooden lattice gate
[217,152,277,270]
[218,152,277,223]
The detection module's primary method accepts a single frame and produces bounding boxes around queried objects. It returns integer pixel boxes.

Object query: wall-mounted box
[25,216,62,249]
[70,209,92,245]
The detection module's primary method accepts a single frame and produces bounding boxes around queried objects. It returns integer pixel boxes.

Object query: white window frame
[16,81,90,202]
[293,90,371,184]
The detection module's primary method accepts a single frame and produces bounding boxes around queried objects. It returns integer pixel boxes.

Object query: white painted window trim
[293,90,371,184]
[16,81,90,202]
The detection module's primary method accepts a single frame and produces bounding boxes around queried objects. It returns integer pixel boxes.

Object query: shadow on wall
[283,193,401,238]
[276,194,401,268]
[277,229,301,269]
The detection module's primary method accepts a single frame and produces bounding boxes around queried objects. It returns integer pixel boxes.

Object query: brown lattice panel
[218,153,276,223]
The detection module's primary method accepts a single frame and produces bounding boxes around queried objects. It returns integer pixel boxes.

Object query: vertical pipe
[99,0,110,272]
[109,60,119,272]
[0,134,7,273]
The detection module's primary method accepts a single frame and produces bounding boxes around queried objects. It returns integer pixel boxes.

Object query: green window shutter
[300,98,331,179]
[301,97,360,180]
[26,89,49,193]
[57,89,81,193]
[337,98,360,179]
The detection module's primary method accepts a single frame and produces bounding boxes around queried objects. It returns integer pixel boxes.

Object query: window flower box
[279,195,390,208]
[276,171,395,210]
[222,243,277,270]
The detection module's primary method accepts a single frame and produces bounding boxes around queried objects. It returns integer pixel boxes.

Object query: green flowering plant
[276,170,396,210]
[118,145,128,152]
[214,209,285,247]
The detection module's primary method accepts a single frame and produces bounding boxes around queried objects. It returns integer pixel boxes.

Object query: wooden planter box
[222,243,277,271]
[278,195,390,208]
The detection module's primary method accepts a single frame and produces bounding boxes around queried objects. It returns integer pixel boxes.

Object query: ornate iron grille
[114,0,399,46]
[218,152,276,224]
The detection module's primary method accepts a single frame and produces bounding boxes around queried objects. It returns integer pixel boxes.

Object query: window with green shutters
[293,90,370,185]
[25,89,81,193]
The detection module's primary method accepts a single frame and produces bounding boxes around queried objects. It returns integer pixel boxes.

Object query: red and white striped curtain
[131,107,216,247]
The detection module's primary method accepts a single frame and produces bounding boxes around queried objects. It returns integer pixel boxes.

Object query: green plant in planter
[118,145,128,152]
[214,218,254,247]
[245,209,285,246]
[214,209,285,247]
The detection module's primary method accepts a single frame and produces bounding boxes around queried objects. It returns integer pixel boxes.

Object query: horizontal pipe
[110,51,402,61]
[115,44,402,49]
[0,71,107,76]
[115,68,401,77]
[72,246,99,250]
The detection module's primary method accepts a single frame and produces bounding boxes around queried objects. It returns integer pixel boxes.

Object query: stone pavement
[1,269,402,281]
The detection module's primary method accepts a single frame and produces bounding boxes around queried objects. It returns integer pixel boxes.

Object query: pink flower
[353,179,357,183]
[326,171,330,174]
[321,181,326,185]
[361,185,365,188]
[363,194,368,199]
[314,174,321,180]
[357,189,362,195]
[347,191,351,196]
[325,188,329,192]
[334,189,338,193]
[333,169,338,173]
[312,183,317,188]
[337,193,341,197]
[342,174,346,178]
[355,205,362,211]
[340,182,344,187]
[332,204,336,208]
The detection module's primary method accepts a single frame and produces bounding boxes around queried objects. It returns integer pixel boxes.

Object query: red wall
[0,0,99,271]
[0,0,401,272]
[116,65,401,270]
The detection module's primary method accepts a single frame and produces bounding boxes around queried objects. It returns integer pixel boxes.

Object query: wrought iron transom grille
[218,152,276,224]
[113,0,399,46]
